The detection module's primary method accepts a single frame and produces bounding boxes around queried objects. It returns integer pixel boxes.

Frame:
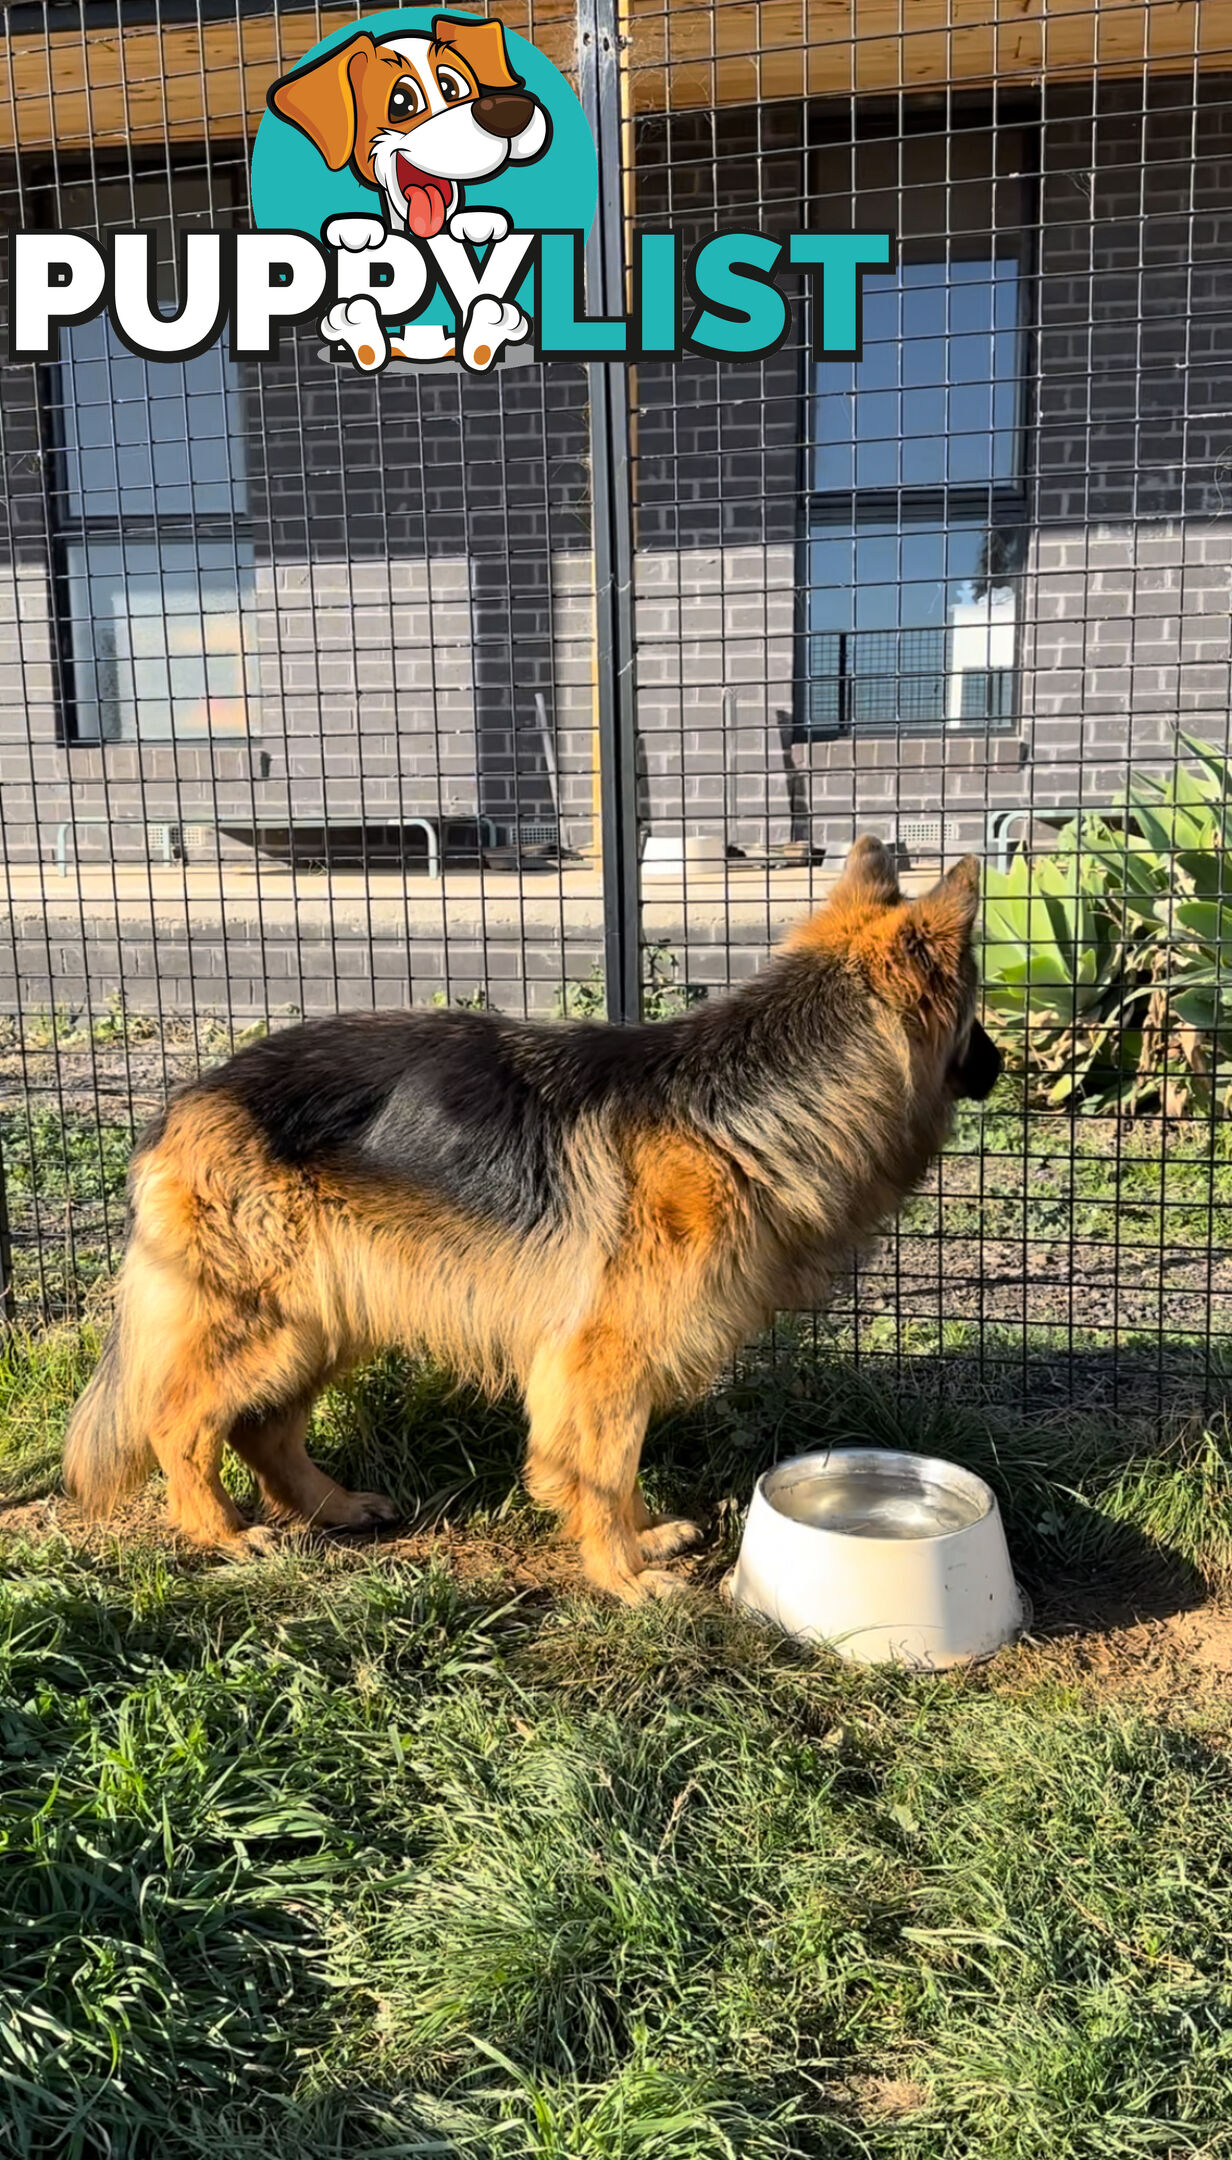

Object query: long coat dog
[63,839,1000,1602]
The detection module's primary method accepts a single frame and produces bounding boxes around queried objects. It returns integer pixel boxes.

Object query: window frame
[39,156,253,749]
[793,107,1039,745]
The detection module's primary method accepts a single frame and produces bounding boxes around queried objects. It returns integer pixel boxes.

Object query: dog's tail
[62,1271,157,1517]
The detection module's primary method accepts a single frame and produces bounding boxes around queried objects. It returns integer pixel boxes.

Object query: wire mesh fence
[0,0,1229,1420]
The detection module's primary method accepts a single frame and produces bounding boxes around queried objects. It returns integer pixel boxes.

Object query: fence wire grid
[0,0,1229,1421]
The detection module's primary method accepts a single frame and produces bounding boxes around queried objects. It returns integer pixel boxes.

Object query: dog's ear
[917,854,981,943]
[832,834,901,908]
[432,14,522,90]
[268,34,376,170]
[878,855,981,1019]
[778,833,902,961]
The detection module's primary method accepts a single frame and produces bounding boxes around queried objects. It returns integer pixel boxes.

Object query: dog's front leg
[434,212,531,372]
[319,216,392,372]
[446,208,511,247]
[460,294,530,373]
[320,295,389,373]
[325,213,388,255]
[524,1333,684,1603]
[324,213,458,362]
[321,294,457,370]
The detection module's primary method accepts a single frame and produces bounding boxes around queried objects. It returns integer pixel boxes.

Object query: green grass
[4,1328,1232,2157]
[0,1106,134,1316]
[903,1087,1232,1251]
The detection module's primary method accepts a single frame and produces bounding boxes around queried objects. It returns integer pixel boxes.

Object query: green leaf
[1175,900,1232,952]
[1172,986,1224,1031]
[1126,789,1193,857]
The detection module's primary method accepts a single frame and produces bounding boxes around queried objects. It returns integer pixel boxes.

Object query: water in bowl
[773,1464,986,1540]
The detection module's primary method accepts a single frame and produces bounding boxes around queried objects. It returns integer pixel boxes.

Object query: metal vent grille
[894,817,961,852]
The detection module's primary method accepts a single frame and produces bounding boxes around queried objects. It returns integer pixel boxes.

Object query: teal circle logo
[251,9,596,353]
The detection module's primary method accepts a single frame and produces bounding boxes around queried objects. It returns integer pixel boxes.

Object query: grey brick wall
[0,549,597,865]
[628,78,1232,900]
[1,78,1229,1025]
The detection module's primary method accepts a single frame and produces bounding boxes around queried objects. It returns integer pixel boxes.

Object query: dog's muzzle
[474,93,537,139]
[953,1020,1002,1102]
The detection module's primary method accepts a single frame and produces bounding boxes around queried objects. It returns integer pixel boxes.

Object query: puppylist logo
[252,8,591,374]
[7,7,895,375]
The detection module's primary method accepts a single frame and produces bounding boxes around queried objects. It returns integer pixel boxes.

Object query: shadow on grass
[4,1325,1229,1644]
[643,1345,1228,1639]
[206,1338,1232,1639]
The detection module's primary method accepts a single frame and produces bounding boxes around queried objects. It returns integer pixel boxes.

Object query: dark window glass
[61,317,246,523]
[813,256,1024,494]
[800,129,1028,739]
[52,172,251,744]
[806,516,1025,735]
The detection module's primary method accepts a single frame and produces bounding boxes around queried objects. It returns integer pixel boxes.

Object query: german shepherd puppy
[63,839,1000,1601]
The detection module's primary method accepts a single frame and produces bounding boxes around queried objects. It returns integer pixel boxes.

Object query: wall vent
[894,816,961,852]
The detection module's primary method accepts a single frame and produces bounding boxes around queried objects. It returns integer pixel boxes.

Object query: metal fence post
[578,0,642,1024]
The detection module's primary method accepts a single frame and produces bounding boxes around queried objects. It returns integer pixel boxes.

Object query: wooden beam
[0,14,316,157]
[0,0,1226,156]
[625,0,1230,112]
[0,5,578,158]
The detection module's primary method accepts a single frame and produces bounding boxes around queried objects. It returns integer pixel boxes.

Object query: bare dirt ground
[6,1486,1231,1725]
[851,1234,1232,1354]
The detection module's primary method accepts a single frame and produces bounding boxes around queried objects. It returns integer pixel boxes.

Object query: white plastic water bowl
[727,1448,1029,1669]
[641,834,728,877]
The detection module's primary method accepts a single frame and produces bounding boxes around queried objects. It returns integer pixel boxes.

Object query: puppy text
[8,222,897,370]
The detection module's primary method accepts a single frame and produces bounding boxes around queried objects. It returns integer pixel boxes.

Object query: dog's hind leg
[141,1315,331,1558]
[229,1397,399,1534]
[145,1356,273,1558]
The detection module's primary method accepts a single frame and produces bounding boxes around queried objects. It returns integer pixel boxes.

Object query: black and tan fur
[63,839,1000,1602]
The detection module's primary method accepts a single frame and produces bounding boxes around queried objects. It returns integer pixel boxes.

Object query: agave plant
[981,734,1232,1116]
[980,825,1131,1108]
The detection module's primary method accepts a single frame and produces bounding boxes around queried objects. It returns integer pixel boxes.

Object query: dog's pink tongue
[407,183,448,238]
[396,159,451,239]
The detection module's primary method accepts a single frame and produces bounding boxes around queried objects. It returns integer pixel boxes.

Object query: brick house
[0,0,1228,1020]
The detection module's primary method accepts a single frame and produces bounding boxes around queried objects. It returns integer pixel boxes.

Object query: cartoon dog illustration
[268,14,551,371]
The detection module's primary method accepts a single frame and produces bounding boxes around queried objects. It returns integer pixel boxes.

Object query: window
[807,514,1025,733]
[63,536,251,744]
[52,174,252,743]
[799,128,1029,737]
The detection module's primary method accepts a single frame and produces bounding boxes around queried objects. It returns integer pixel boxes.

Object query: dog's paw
[320,296,387,372]
[462,295,528,372]
[321,1489,400,1533]
[628,1567,688,1604]
[323,214,388,253]
[447,207,511,247]
[206,1522,284,1566]
[638,1515,706,1564]
[590,1561,689,1606]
